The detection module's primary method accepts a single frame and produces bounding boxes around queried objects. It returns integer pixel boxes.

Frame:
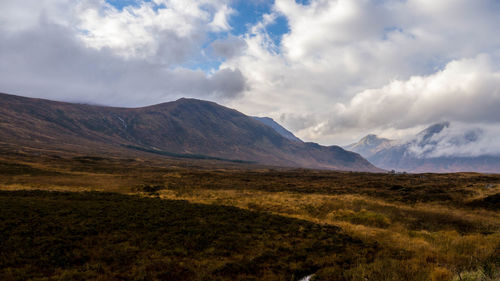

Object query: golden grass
[0,184,100,192]
[1,154,499,280]
[157,188,500,280]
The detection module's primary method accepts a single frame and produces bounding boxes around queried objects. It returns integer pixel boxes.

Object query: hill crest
[0,92,380,172]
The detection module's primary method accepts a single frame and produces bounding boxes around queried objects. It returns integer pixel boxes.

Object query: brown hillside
[0,93,381,171]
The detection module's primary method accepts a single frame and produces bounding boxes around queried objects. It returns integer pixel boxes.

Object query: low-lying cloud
[328,55,500,133]
[406,122,500,158]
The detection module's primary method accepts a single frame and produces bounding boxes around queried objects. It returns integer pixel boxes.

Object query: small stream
[299,274,314,281]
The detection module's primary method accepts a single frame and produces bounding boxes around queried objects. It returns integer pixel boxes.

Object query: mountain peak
[0,92,380,172]
[170,97,217,107]
[360,134,382,144]
[345,134,393,158]
[419,121,450,140]
[175,97,204,103]
[356,121,500,173]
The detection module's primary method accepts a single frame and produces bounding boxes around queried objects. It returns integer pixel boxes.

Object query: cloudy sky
[1,0,500,147]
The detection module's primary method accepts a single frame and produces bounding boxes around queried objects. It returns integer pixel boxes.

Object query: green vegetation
[124,145,254,164]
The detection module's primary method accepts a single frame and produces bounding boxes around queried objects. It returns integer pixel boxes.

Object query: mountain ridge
[252,116,302,142]
[0,92,381,172]
[346,122,500,173]
[345,134,394,159]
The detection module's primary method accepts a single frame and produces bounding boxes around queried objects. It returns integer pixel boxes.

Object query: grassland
[0,151,499,280]
[1,190,377,281]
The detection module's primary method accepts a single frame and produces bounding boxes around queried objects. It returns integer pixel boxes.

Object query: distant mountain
[0,92,381,172]
[252,116,302,142]
[344,134,394,158]
[417,122,450,143]
[346,122,500,173]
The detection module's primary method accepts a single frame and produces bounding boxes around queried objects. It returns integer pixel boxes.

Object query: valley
[3,1,500,280]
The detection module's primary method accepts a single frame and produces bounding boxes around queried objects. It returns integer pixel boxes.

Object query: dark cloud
[0,22,246,107]
[211,36,247,59]
[210,68,246,99]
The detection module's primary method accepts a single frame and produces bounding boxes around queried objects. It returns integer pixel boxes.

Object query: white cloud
[406,122,500,158]
[209,4,234,31]
[76,0,233,60]
[2,0,500,157]
[223,0,500,146]
[0,0,245,106]
[328,55,500,131]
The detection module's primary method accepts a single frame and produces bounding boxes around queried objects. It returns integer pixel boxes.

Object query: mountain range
[0,92,380,172]
[346,122,500,173]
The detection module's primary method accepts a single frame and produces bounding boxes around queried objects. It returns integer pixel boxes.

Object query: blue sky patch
[106,0,144,10]
[228,1,289,46]
[106,0,165,11]
[228,1,274,35]
[105,0,292,71]
[295,0,311,5]
[266,15,289,46]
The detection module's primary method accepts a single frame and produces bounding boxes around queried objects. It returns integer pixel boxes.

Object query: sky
[1,0,500,150]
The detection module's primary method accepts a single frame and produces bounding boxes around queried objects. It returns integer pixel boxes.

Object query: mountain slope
[0,93,380,172]
[252,116,302,142]
[347,122,500,173]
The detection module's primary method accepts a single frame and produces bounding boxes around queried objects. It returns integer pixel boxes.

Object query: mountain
[346,122,500,173]
[344,134,393,158]
[0,92,381,172]
[252,116,302,142]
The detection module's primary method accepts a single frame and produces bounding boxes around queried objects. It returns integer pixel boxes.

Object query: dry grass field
[1,150,499,280]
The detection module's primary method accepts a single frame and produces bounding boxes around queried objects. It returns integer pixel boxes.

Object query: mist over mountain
[344,134,394,159]
[346,122,500,173]
[0,92,380,172]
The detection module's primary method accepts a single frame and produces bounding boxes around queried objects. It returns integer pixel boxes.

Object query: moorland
[0,147,499,281]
